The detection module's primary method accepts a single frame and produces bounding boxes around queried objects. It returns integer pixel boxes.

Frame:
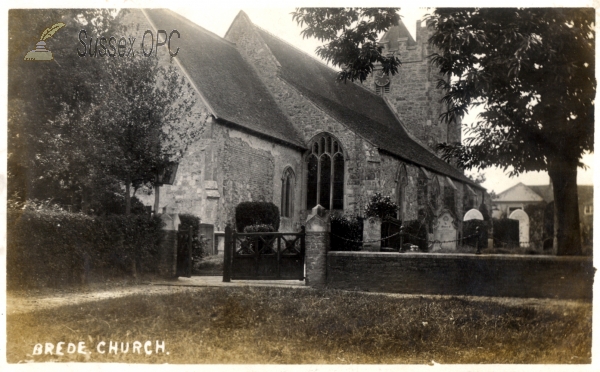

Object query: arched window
[443,177,457,215]
[306,134,344,210]
[396,164,408,221]
[281,167,295,218]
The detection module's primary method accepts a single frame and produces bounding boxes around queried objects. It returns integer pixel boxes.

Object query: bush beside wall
[462,220,489,248]
[493,218,519,248]
[178,213,208,261]
[235,202,280,232]
[7,209,164,289]
[403,220,428,251]
[330,214,363,251]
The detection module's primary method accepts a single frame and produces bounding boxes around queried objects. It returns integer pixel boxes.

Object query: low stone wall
[326,252,594,300]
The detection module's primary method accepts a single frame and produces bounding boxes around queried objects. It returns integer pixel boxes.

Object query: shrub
[235,202,280,232]
[330,213,363,251]
[7,208,164,289]
[241,224,276,254]
[493,218,520,248]
[402,220,428,251]
[478,203,490,221]
[178,213,207,261]
[179,213,201,231]
[462,220,488,248]
[90,193,148,216]
[244,224,275,233]
[364,193,398,219]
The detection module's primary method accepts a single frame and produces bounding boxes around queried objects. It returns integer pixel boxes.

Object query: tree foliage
[292,7,593,255]
[429,8,594,176]
[428,8,594,255]
[292,8,401,82]
[8,9,202,214]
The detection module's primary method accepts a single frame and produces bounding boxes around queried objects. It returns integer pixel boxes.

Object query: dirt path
[7,277,590,316]
[6,282,200,316]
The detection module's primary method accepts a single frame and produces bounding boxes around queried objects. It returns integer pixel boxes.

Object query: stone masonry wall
[142,119,304,231]
[225,13,478,227]
[327,252,594,300]
[366,21,462,154]
[225,13,380,219]
[216,125,303,231]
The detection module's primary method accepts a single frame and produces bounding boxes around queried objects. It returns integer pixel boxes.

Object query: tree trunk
[125,175,136,278]
[154,184,160,214]
[548,159,581,255]
[125,174,131,216]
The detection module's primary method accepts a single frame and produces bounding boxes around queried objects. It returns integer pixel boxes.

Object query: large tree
[292,8,401,82]
[9,9,201,215]
[293,7,594,255]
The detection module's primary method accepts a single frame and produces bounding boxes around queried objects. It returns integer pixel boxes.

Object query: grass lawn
[7,287,591,364]
[193,254,223,275]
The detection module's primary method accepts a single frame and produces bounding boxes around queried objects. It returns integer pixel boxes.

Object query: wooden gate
[223,226,305,281]
[176,225,193,278]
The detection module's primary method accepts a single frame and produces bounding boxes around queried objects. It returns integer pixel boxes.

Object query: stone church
[132,9,490,234]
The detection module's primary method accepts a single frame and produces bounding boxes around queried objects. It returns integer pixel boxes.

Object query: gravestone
[433,210,458,251]
[509,209,530,248]
[362,217,382,252]
[463,208,484,221]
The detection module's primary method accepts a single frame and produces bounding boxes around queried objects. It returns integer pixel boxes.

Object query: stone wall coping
[327,251,593,263]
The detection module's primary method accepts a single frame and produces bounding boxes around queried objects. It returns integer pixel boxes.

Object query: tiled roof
[505,184,593,204]
[143,9,305,148]
[255,27,481,188]
[528,185,554,203]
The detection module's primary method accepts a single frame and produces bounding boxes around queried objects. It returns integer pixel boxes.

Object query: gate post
[159,212,180,278]
[187,225,193,277]
[305,205,329,288]
[223,224,233,282]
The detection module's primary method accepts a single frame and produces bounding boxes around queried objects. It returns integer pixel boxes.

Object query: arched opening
[305,133,344,210]
[281,167,295,218]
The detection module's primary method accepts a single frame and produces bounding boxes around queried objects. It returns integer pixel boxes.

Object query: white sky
[173,7,595,194]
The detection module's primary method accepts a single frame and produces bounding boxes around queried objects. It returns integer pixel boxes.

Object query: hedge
[178,213,208,261]
[235,202,280,232]
[330,214,363,251]
[462,219,489,248]
[403,220,428,251]
[493,218,520,248]
[7,209,163,289]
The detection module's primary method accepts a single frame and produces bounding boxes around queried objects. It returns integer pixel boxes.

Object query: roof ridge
[254,24,335,72]
[255,23,406,105]
[162,8,237,48]
[285,77,478,187]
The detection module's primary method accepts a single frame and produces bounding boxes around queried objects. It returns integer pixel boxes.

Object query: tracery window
[281,167,295,218]
[306,134,344,210]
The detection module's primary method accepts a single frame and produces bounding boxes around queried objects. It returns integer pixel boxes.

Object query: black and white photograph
[3,1,596,369]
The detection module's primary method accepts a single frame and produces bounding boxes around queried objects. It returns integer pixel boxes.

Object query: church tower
[368,20,461,153]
